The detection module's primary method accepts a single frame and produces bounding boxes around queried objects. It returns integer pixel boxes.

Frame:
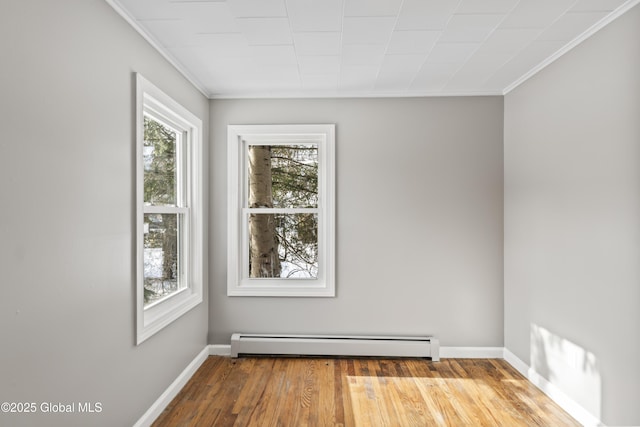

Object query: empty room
[1,0,639,426]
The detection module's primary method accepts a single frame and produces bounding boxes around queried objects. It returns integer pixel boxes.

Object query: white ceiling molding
[210,89,503,100]
[503,0,640,94]
[105,0,211,98]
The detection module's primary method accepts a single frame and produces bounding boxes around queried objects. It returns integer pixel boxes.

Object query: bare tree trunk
[248,146,281,277]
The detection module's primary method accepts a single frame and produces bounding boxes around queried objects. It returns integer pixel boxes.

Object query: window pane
[144,213,183,304]
[248,213,318,279]
[248,144,318,209]
[144,116,177,206]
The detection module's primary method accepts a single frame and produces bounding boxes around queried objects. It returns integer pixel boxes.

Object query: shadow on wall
[530,324,601,420]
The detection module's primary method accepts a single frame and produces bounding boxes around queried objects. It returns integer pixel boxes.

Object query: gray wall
[209,97,504,347]
[504,5,640,425]
[0,1,209,426]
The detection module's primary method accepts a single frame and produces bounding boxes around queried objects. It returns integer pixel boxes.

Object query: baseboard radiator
[230,334,440,361]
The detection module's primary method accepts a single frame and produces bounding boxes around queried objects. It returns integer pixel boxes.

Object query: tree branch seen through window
[248,145,318,279]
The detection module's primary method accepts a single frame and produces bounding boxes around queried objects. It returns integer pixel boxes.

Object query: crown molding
[209,90,503,100]
[104,0,211,98]
[503,0,640,95]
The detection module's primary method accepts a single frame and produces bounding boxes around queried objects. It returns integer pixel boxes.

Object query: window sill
[137,289,202,344]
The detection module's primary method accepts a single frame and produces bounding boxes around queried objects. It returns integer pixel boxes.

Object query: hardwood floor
[152,356,580,427]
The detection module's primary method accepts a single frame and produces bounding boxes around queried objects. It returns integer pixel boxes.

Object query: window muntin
[136,74,203,344]
[228,125,335,297]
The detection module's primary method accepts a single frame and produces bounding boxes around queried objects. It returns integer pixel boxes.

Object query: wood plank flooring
[152,356,580,427]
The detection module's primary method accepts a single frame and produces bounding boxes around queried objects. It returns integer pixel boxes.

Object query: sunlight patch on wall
[530,324,601,419]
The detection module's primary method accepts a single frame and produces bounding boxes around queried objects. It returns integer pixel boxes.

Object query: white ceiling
[107,0,637,98]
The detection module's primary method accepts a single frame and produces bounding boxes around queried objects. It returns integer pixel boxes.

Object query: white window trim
[136,74,204,344]
[227,124,335,297]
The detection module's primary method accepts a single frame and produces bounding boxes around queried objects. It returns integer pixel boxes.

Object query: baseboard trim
[440,346,504,358]
[133,346,209,427]
[503,348,604,427]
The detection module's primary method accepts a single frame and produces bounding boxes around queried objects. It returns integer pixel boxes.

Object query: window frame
[227,124,335,297]
[136,74,204,344]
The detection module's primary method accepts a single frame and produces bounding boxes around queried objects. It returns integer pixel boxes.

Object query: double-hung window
[227,124,335,297]
[136,74,203,344]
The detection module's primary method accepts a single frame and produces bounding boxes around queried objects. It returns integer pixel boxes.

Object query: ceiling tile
[141,19,195,48]
[168,46,219,76]
[342,17,397,44]
[483,40,566,88]
[286,0,344,32]
[375,54,426,91]
[410,62,461,91]
[374,79,413,93]
[109,0,634,97]
[171,53,253,87]
[246,64,300,83]
[426,43,480,63]
[172,2,239,33]
[536,11,609,41]
[301,73,339,90]
[455,0,519,15]
[201,55,255,75]
[396,0,459,30]
[442,74,488,92]
[226,0,287,18]
[341,44,387,65]
[293,32,342,55]
[500,0,576,29]
[118,0,179,20]
[440,14,505,43]
[196,33,252,56]
[570,0,628,12]
[297,55,342,74]
[249,45,298,65]
[339,65,379,91]
[344,0,403,17]
[378,54,426,76]
[476,28,542,56]
[236,17,292,45]
[445,27,542,89]
[386,30,440,55]
[445,55,507,90]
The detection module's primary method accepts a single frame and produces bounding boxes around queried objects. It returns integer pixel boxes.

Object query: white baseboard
[440,346,504,358]
[133,346,209,427]
[133,345,230,426]
[503,348,605,427]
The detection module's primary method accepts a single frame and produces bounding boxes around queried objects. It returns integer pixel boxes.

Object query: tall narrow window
[136,74,203,344]
[228,125,335,297]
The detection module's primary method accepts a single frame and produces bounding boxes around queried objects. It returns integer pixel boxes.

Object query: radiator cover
[230,334,439,361]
